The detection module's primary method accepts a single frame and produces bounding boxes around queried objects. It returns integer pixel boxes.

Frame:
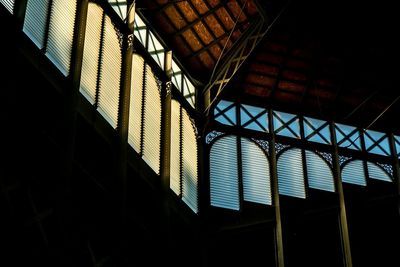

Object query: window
[80,3,122,128]
[241,138,271,205]
[45,0,77,76]
[341,160,366,186]
[79,3,102,104]
[335,123,361,150]
[170,100,199,212]
[0,0,15,13]
[363,130,391,156]
[277,148,306,198]
[210,135,240,210]
[367,162,392,182]
[127,54,161,175]
[240,104,268,132]
[305,151,335,192]
[214,100,237,126]
[108,0,127,20]
[303,117,331,144]
[273,111,301,138]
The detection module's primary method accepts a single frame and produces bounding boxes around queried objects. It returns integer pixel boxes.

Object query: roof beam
[203,1,291,114]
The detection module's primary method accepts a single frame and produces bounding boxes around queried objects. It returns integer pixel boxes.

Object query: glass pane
[363,130,390,156]
[214,100,236,126]
[182,76,196,107]
[148,32,164,69]
[108,0,127,20]
[171,60,182,90]
[335,123,361,150]
[133,15,147,45]
[304,117,331,144]
[273,111,300,138]
[240,104,268,132]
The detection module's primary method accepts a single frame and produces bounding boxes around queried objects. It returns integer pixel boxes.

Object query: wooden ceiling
[138,0,399,132]
[138,0,260,80]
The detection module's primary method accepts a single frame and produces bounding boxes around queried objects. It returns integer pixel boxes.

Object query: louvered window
[341,160,366,186]
[0,0,14,13]
[128,56,161,175]
[367,162,392,182]
[241,138,271,205]
[45,0,77,76]
[182,108,198,212]
[23,0,50,48]
[128,54,145,153]
[79,4,102,104]
[97,15,122,128]
[277,148,306,198]
[80,4,121,128]
[142,65,161,174]
[210,135,240,210]
[305,151,335,192]
[170,100,181,195]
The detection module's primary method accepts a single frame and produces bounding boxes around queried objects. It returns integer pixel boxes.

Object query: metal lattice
[206,130,225,144]
[252,138,269,154]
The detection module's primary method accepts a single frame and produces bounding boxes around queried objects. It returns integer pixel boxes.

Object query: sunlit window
[80,3,102,104]
[108,0,127,20]
[0,0,15,13]
[128,53,161,175]
[45,0,77,76]
[133,14,147,45]
[23,0,51,48]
